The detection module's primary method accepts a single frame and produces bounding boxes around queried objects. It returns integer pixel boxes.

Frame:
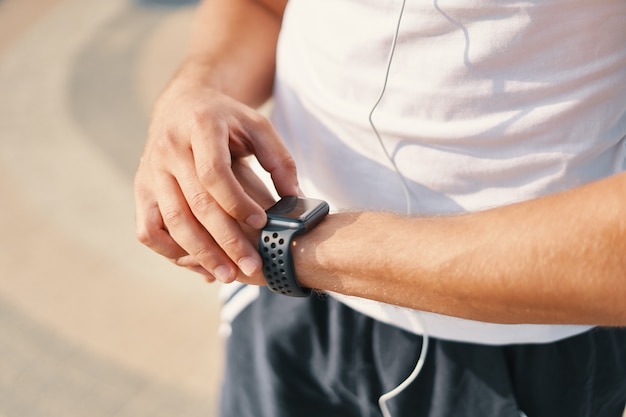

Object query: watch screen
[267,196,326,221]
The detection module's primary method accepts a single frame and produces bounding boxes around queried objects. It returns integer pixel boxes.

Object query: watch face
[266,196,329,224]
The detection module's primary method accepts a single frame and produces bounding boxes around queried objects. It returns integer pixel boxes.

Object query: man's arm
[291,171,626,326]
[182,0,287,106]
[134,0,296,283]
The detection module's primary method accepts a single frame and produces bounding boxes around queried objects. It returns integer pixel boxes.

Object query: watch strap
[260,226,310,297]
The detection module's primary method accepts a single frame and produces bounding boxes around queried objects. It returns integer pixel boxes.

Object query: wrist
[259,197,329,297]
[293,211,426,298]
[174,55,271,107]
[292,212,363,294]
[169,58,222,93]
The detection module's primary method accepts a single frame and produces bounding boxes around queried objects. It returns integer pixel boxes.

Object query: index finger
[239,110,300,198]
[191,115,267,229]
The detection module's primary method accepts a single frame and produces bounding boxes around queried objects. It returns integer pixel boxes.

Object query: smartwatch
[259,196,329,297]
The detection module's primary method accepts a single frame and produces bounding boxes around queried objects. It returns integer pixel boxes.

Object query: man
[134,0,626,416]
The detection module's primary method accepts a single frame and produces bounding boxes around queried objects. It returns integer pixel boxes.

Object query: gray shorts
[219,287,626,417]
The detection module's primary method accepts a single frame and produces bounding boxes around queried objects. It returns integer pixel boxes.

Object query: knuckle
[251,112,272,130]
[219,233,242,252]
[154,128,179,155]
[190,109,222,136]
[196,160,230,186]
[161,207,186,227]
[135,224,155,246]
[189,192,217,214]
[192,247,218,267]
[271,154,298,180]
[190,109,211,128]
[281,155,298,173]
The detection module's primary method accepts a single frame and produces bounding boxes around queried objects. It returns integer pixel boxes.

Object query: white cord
[367,0,412,215]
[368,1,432,416]
[378,330,429,417]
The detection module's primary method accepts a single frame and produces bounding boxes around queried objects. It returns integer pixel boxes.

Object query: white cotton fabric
[268,0,626,344]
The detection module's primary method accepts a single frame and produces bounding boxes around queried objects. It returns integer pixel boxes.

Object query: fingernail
[246,214,266,229]
[214,265,233,283]
[238,256,260,276]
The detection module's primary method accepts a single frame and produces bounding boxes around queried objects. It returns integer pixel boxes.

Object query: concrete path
[0,0,224,415]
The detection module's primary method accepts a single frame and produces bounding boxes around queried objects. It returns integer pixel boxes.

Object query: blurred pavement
[0,0,225,416]
[1,1,624,417]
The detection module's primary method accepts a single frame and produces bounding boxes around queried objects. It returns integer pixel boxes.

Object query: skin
[134,0,296,282]
[134,0,626,326]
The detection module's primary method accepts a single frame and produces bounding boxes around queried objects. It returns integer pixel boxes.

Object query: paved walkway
[0,0,224,415]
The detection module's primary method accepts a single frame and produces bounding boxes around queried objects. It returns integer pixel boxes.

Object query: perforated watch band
[260,227,310,297]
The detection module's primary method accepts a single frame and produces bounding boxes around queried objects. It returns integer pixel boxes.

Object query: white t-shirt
[266,0,626,344]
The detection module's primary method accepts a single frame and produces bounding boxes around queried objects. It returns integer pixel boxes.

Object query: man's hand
[167,157,279,286]
[134,71,298,283]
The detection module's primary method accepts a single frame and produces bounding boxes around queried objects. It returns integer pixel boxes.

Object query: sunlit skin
[134,0,626,327]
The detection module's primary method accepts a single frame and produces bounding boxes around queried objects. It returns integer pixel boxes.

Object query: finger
[157,174,238,283]
[134,180,188,260]
[174,255,216,282]
[238,111,300,198]
[190,116,267,229]
[232,158,276,209]
[176,165,263,278]
[150,136,261,279]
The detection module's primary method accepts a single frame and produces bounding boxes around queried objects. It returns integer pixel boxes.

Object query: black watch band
[260,226,311,297]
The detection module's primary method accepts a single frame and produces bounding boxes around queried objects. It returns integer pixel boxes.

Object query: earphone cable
[367,1,431,416]
[367,0,413,215]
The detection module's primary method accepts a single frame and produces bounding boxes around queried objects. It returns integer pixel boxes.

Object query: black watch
[259,196,329,297]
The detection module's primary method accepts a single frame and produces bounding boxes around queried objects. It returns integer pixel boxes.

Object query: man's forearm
[176,0,287,106]
[294,172,626,326]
